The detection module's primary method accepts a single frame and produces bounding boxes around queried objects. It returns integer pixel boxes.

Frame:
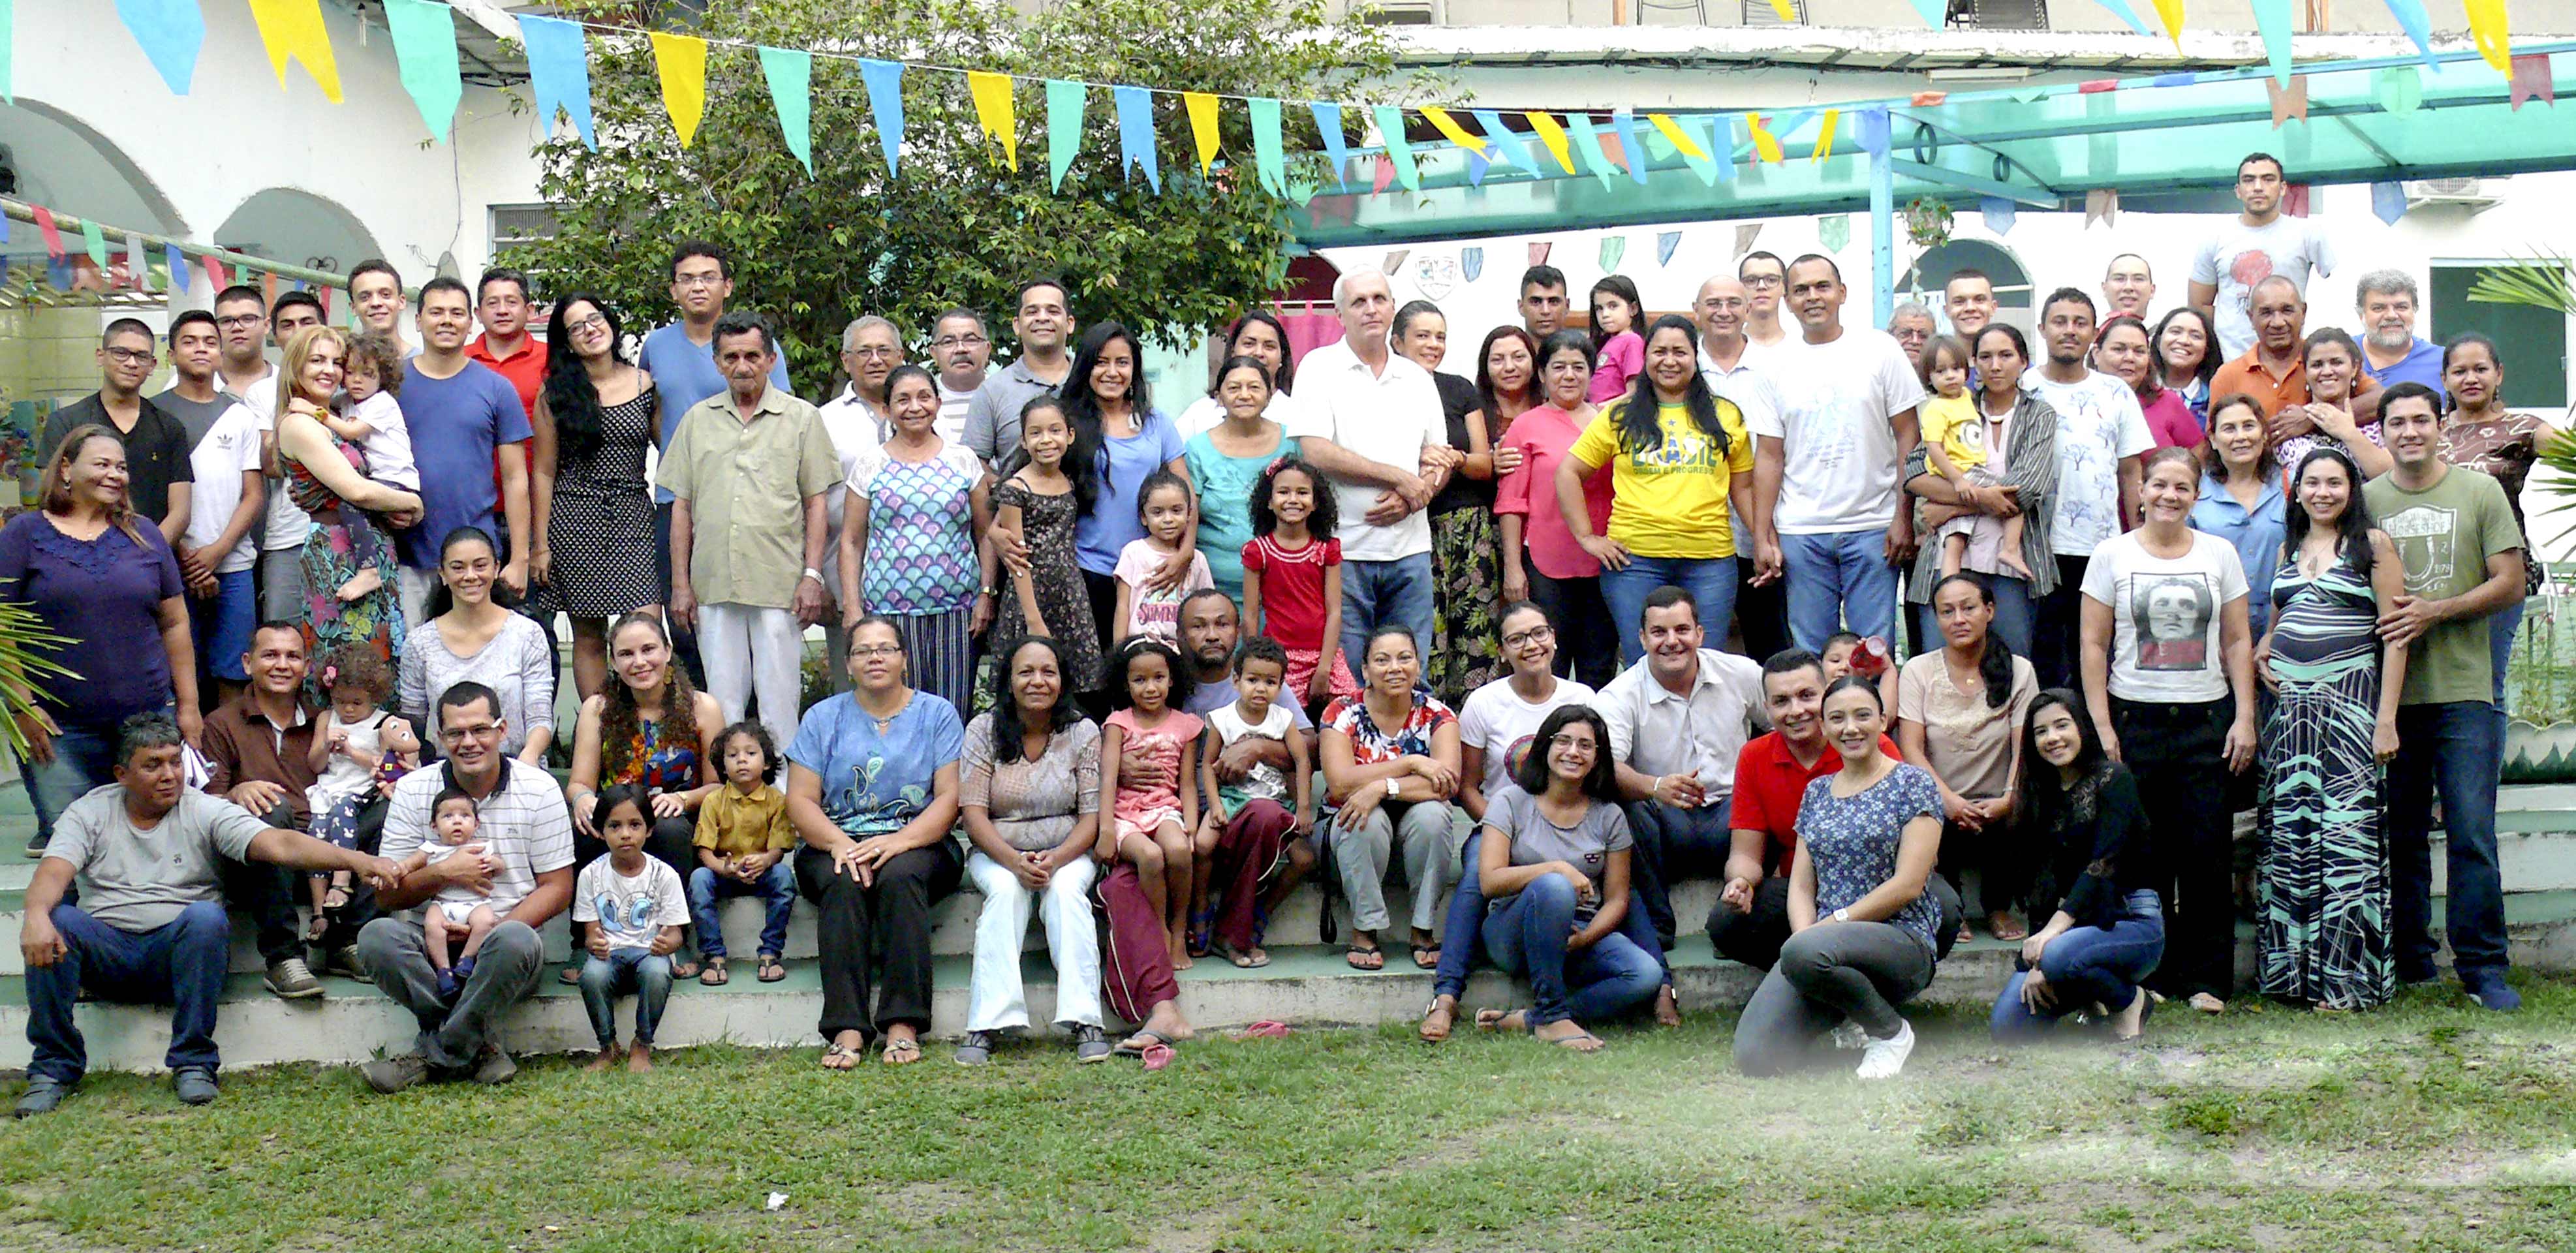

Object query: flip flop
[1410,945,1440,970]
[820,1040,863,1070]
[1114,1029,1174,1058]
[1232,1020,1293,1040]
[1141,1042,1175,1072]
[756,954,786,983]
[1345,946,1385,971]
[882,1036,923,1065]
[699,958,730,987]
[1473,1008,1529,1033]
[1544,1029,1606,1052]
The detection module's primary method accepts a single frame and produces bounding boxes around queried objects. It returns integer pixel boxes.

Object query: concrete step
[7,893,2573,1074]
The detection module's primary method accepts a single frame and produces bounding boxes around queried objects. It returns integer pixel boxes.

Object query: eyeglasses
[103,347,157,366]
[215,313,264,329]
[1743,275,1784,288]
[672,272,725,290]
[846,346,899,360]
[933,334,987,349]
[1502,625,1555,649]
[1548,734,1598,752]
[564,314,609,335]
[849,643,905,658]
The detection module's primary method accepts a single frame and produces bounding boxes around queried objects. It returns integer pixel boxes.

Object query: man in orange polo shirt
[2209,274,2307,418]
[466,267,557,653]
[1711,648,1959,971]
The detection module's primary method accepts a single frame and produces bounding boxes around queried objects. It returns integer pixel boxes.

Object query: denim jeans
[1622,797,1733,948]
[1432,832,1488,1000]
[1339,553,1436,681]
[1989,889,2166,1041]
[1482,876,1666,1027]
[689,861,798,960]
[25,901,232,1083]
[18,724,123,848]
[1601,555,1738,666]
[1781,528,1899,650]
[579,948,675,1047]
[2389,700,2509,979]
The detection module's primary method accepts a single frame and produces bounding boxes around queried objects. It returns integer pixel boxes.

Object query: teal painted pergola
[1296,41,2576,324]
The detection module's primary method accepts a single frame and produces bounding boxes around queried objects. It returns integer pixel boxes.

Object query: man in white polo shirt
[1290,268,1451,671]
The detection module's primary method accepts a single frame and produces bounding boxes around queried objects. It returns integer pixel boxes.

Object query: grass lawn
[3,978,2575,1252]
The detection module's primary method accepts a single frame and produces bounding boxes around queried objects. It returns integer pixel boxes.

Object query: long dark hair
[2013,687,2116,839]
[1063,322,1153,497]
[1588,275,1643,349]
[2150,306,2218,390]
[1222,309,1296,393]
[2442,331,2502,411]
[1928,573,2018,710]
[2282,446,2376,580]
[540,293,626,467]
[1511,704,1618,801]
[598,611,704,786]
[1017,394,1098,519]
[988,634,1089,765]
[1616,315,1728,460]
[1474,325,1541,423]
[424,525,520,618]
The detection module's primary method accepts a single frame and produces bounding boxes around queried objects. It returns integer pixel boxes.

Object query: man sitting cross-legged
[15,713,401,1117]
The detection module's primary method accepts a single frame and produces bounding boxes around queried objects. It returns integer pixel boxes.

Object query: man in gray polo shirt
[16,714,400,1117]
[963,277,1078,467]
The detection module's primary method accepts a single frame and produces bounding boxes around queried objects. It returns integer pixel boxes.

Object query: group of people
[9,147,2558,1115]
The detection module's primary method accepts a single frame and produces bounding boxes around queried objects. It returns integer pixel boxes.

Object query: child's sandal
[1187,911,1215,958]
[699,958,729,987]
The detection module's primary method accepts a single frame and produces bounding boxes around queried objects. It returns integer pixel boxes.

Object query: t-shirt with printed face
[1480,784,1634,901]
[2079,529,2250,704]
[2364,465,2523,707]
[572,854,690,951]
[2190,215,2336,361]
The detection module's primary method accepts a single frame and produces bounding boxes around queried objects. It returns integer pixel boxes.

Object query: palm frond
[2466,255,2576,317]
[0,596,80,760]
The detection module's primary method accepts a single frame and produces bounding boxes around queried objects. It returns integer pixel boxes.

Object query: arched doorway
[1899,238,2034,335]
[215,188,384,279]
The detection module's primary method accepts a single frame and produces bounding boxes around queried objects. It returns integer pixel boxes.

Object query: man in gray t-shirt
[17,716,399,1116]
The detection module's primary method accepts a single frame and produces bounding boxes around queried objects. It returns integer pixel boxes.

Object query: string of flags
[70,0,2539,200]
[3,198,350,304]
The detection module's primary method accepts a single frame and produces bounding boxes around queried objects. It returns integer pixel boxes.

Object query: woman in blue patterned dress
[840,365,995,717]
[2256,446,2407,1010]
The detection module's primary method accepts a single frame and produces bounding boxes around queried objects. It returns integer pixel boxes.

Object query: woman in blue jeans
[1,425,198,856]
[1991,689,2161,1042]
[1469,705,1665,1051]
[1552,315,1762,663]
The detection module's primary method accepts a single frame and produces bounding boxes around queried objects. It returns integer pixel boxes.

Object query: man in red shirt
[1713,649,1959,970]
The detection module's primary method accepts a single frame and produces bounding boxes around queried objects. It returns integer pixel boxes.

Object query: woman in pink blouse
[2093,315,2201,450]
[1497,331,1617,688]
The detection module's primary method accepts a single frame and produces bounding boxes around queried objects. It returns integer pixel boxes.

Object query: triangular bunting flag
[1312,103,1352,191]
[116,0,204,95]
[1611,110,1648,185]
[2151,0,2184,43]
[1647,114,1709,161]
[1981,195,2017,235]
[1382,249,1410,276]
[2085,188,2119,226]
[1903,0,1944,25]
[31,204,62,258]
[2268,75,2308,127]
[202,254,226,292]
[78,217,108,268]
[2092,0,2160,37]
[1763,0,1796,18]
[2464,0,2509,71]
[128,232,151,292]
[1049,80,1087,191]
[649,32,707,148]
[1599,236,1626,272]
[2371,181,2408,224]
[383,0,462,141]
[758,47,813,175]
[2381,0,2434,61]
[2511,55,2554,109]
[1656,232,1682,267]
[1371,154,1393,195]
[1419,106,1487,158]
[970,72,1019,172]
[1249,97,1286,196]
[2283,183,2310,217]
[1461,247,1483,283]
[245,0,343,102]
[1473,110,1531,172]
[2252,0,2293,84]
[1524,112,1575,174]
[518,15,596,149]
[1733,224,1760,258]
[1183,92,1220,174]
[1114,84,1160,191]
[860,59,905,176]
[166,243,189,293]
[1373,107,1418,191]
[1564,114,1618,187]
[1818,215,1849,252]
[1747,113,1784,163]
[1465,150,1490,188]
[1529,242,1551,267]
[2377,66,2423,114]
[1857,108,1890,158]
[1812,109,1839,162]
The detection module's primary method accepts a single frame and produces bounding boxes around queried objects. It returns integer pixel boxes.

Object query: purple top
[0,512,183,730]
[2140,386,2203,450]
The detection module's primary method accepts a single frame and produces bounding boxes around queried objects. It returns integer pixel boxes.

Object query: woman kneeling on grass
[1470,705,1666,1051]
[1989,690,2161,1042]
[1732,678,1944,1081]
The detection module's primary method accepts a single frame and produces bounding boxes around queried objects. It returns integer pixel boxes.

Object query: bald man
[1695,275,1790,659]
[2102,255,2158,322]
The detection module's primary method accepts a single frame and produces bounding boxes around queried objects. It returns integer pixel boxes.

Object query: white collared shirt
[1291,337,1448,563]
[1698,343,1785,439]
[1597,647,1765,798]
[816,384,890,551]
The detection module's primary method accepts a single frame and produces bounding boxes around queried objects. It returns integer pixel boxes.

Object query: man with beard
[2354,270,2447,399]
[2023,288,2152,690]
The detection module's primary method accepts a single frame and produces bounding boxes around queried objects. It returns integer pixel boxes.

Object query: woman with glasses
[786,618,968,1068]
[533,294,659,700]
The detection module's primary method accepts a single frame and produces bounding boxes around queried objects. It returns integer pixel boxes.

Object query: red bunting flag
[203,254,229,292]
[2510,54,2555,110]
[2079,78,2119,93]
[31,206,65,258]
[2267,76,2309,128]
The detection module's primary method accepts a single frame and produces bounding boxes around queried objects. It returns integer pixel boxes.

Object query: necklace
[865,690,913,734]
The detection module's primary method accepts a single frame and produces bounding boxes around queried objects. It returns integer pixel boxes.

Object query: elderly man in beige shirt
[661,311,839,750]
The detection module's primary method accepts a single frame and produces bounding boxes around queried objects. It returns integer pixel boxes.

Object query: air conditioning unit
[2404,178,2501,209]
[1360,0,1441,23]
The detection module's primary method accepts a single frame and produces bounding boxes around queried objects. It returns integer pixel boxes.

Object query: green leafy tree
[510,0,1412,391]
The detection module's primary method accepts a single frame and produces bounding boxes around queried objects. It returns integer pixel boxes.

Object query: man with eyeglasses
[639,241,790,687]
[1695,274,1790,664]
[356,682,574,1093]
[40,318,193,546]
[1737,252,1793,358]
[929,309,991,447]
[966,277,1078,465]
[816,315,905,684]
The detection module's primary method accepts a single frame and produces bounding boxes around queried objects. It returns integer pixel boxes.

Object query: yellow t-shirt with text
[1567,397,1756,559]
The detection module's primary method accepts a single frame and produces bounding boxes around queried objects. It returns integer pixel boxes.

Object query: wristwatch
[1384,777,1401,799]
[801,566,823,583]
[1832,907,1851,923]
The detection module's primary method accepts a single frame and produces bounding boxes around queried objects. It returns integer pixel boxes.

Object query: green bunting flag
[1047,79,1086,191]
[1373,106,1418,191]
[1564,113,1619,188]
[1250,97,1287,196]
[382,0,461,141]
[758,46,813,175]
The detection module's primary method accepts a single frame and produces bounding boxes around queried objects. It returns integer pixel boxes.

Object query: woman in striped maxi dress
[2256,446,2408,1010]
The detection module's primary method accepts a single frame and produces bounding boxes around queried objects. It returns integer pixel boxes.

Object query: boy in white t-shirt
[1194,638,1310,968]
[572,785,689,1072]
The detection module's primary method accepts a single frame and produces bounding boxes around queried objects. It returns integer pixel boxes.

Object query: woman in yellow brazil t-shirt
[1551,314,1763,664]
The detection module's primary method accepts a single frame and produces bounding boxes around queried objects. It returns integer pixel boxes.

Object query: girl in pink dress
[1099,636,1205,967]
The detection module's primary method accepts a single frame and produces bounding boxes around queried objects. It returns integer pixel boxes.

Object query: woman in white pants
[955,635,1111,1064]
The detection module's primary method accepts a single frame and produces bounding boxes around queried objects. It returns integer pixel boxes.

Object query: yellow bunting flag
[2464,0,2510,70]
[969,71,1019,171]
[1419,106,1487,157]
[649,32,708,148]
[1766,0,1798,18]
[1646,113,1710,161]
[1811,108,1839,162]
[245,0,343,102]
[1184,91,1222,173]
[1524,111,1575,174]
[1747,112,1784,163]
[2151,0,2185,43]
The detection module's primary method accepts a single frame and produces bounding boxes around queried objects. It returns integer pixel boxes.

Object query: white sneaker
[1828,1022,1867,1051]
[1854,1020,1916,1081]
